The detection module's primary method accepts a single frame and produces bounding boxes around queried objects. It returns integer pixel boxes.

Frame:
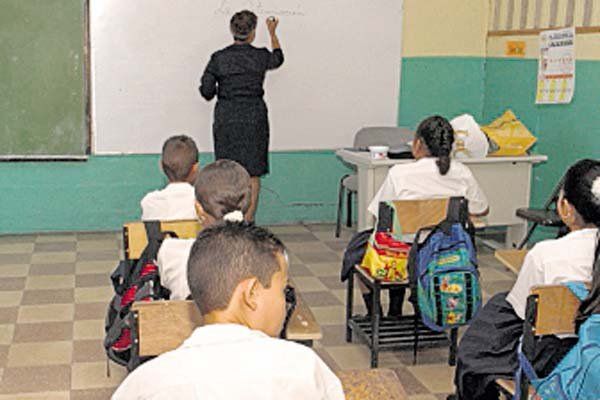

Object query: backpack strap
[142,221,164,262]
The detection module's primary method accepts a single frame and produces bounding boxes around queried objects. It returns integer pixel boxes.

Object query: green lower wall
[483,58,600,210]
[0,151,353,234]
[5,56,597,235]
[398,57,486,128]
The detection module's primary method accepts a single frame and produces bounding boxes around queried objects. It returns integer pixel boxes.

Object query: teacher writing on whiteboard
[199,10,283,222]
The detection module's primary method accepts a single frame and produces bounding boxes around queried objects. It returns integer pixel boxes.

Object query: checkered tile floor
[0,224,517,399]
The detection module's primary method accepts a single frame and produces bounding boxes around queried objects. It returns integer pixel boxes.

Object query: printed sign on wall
[536,27,575,104]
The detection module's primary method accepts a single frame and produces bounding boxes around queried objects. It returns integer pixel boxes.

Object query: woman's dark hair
[230,10,257,41]
[415,115,455,175]
[194,159,251,219]
[562,159,600,327]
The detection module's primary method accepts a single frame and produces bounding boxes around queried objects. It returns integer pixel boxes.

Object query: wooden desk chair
[496,284,583,399]
[346,198,466,368]
[123,219,202,260]
[129,292,322,370]
[494,248,528,275]
[337,368,407,400]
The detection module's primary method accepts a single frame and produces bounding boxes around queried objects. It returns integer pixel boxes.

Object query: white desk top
[336,149,548,168]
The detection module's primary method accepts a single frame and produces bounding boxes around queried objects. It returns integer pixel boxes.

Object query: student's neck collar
[568,223,598,232]
[203,310,246,326]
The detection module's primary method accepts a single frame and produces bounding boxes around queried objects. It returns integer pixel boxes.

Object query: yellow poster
[535,27,575,104]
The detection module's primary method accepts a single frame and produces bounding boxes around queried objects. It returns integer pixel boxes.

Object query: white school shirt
[506,228,597,320]
[156,238,195,300]
[140,182,197,221]
[112,324,345,400]
[368,158,489,217]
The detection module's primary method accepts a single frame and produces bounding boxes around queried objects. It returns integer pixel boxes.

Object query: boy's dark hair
[194,159,251,219]
[161,135,199,182]
[415,115,455,175]
[187,222,286,315]
[230,10,257,41]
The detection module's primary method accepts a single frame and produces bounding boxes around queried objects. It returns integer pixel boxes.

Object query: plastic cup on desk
[368,145,389,160]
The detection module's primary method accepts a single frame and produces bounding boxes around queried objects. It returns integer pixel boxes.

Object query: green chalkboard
[0,0,87,157]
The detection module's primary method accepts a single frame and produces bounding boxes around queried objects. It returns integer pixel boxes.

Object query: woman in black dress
[200,10,284,222]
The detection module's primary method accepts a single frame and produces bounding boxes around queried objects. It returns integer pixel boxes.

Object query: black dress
[199,44,284,177]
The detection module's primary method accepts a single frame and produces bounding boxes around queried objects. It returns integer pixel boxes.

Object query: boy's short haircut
[187,222,285,315]
[194,159,251,219]
[161,135,199,182]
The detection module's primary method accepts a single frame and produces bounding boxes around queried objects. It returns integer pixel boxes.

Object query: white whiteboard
[91,0,403,154]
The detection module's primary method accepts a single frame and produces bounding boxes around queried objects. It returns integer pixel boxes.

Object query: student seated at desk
[361,116,489,317]
[141,135,199,221]
[112,223,344,400]
[368,115,489,218]
[449,159,600,400]
[157,159,251,300]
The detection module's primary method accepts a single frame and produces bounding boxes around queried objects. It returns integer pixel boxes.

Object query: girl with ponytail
[450,159,600,400]
[368,115,489,218]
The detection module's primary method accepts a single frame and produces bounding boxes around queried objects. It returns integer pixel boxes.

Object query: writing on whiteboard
[215,0,305,17]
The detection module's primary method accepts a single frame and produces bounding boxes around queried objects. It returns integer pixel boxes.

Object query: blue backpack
[410,219,482,332]
[517,282,600,400]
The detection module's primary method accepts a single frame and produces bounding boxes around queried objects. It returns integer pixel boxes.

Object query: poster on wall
[535,27,575,104]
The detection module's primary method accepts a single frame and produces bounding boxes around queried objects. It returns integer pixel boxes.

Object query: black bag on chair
[104,221,171,368]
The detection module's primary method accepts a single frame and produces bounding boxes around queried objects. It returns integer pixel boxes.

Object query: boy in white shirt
[140,135,199,221]
[113,223,345,400]
[450,159,600,400]
[157,160,251,300]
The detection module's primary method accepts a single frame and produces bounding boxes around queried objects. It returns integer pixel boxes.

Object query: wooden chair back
[337,369,407,400]
[123,220,202,260]
[529,284,582,336]
[131,300,203,357]
[387,199,450,234]
[131,294,321,359]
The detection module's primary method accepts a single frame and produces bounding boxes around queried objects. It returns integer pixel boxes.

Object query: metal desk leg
[370,282,381,368]
[345,269,355,343]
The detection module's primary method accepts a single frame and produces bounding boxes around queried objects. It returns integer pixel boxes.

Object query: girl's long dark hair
[415,115,454,175]
[562,159,600,326]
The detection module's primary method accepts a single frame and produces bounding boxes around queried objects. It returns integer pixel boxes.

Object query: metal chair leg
[346,190,353,228]
[449,327,458,366]
[370,283,381,368]
[336,176,347,238]
[413,312,419,365]
[517,222,538,249]
[345,269,355,343]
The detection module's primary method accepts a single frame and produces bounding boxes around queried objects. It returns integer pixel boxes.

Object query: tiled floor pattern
[0,225,517,399]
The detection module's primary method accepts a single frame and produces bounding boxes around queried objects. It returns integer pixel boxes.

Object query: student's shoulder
[264,335,322,362]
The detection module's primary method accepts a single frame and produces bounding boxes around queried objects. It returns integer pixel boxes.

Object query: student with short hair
[112,223,345,400]
[449,159,600,400]
[157,159,251,300]
[140,135,199,221]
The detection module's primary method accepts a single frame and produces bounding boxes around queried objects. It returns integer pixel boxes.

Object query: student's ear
[195,201,206,221]
[187,163,199,184]
[557,195,575,226]
[241,278,260,311]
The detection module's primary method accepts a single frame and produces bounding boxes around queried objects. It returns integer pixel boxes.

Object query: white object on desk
[368,146,389,160]
[335,149,548,248]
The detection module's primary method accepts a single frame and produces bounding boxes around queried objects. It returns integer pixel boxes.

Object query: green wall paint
[0,151,352,234]
[483,58,600,210]
[398,57,486,128]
